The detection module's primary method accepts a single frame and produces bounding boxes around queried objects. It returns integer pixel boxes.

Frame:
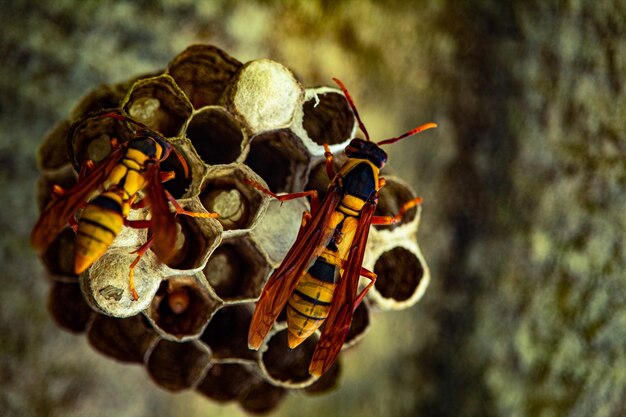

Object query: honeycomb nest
[36,44,431,413]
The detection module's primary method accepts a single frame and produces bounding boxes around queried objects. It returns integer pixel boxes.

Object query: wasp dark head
[345,138,388,168]
[130,129,172,161]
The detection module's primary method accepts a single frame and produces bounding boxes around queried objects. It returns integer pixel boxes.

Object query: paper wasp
[31,111,216,300]
[247,78,436,377]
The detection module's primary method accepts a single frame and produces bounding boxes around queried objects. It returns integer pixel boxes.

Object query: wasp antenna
[173,147,190,179]
[332,78,370,141]
[98,112,151,131]
[376,122,437,146]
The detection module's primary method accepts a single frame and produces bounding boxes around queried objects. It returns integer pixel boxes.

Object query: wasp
[31,112,216,300]
[247,78,436,377]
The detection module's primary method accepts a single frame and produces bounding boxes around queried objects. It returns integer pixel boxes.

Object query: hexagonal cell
[200,303,256,361]
[343,300,370,348]
[48,280,94,333]
[145,338,211,392]
[167,44,242,108]
[239,378,287,414]
[69,82,129,121]
[145,274,222,341]
[69,73,163,121]
[37,119,71,172]
[250,198,308,269]
[199,164,269,233]
[66,110,135,170]
[86,313,159,364]
[259,327,319,388]
[80,247,164,317]
[226,59,304,134]
[370,241,430,310]
[291,86,356,156]
[202,236,271,302]
[184,106,245,165]
[304,359,341,395]
[121,74,193,137]
[196,362,261,403]
[156,198,223,272]
[244,129,310,193]
[374,175,421,231]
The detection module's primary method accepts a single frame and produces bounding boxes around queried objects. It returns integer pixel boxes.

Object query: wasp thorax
[35,44,431,412]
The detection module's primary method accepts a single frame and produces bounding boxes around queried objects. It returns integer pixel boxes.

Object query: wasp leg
[160,171,176,182]
[77,159,96,179]
[165,191,218,218]
[125,219,152,229]
[323,144,336,179]
[244,178,320,211]
[353,267,377,310]
[371,196,423,225]
[378,177,387,189]
[128,238,155,301]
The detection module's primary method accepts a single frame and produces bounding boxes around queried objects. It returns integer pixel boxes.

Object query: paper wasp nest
[35,44,430,412]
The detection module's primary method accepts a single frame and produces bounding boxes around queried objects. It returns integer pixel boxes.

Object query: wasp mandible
[31,112,217,300]
[247,78,436,377]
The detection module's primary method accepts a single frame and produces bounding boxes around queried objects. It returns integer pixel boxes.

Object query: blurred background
[2,1,625,416]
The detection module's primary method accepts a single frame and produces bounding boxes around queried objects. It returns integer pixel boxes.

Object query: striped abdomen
[286,257,338,348]
[74,192,124,274]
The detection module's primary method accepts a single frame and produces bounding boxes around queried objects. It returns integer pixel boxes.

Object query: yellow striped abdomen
[74,192,124,274]
[286,256,338,348]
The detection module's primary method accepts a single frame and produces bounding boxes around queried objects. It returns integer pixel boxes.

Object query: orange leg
[78,159,96,180]
[371,197,423,225]
[323,144,336,180]
[353,267,377,310]
[160,171,176,182]
[128,238,154,301]
[165,191,218,218]
[244,178,320,212]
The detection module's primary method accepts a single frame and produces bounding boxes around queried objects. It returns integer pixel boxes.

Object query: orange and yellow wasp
[247,78,436,377]
[31,112,216,300]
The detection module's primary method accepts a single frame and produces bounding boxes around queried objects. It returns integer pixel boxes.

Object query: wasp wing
[31,150,123,254]
[248,185,342,350]
[144,164,178,265]
[308,199,376,377]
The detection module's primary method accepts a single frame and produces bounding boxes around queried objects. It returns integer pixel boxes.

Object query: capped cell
[226,59,304,134]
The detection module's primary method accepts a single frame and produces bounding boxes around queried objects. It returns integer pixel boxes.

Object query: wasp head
[129,129,173,161]
[344,138,388,168]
